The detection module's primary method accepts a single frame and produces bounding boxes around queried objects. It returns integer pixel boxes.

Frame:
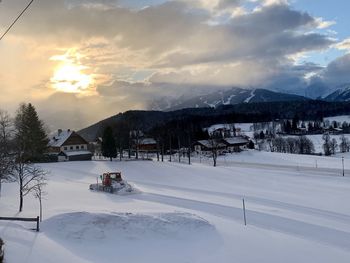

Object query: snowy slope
[1,156,350,262]
[324,84,350,101]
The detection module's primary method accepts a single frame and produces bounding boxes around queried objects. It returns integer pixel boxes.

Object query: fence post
[36,216,39,232]
[242,198,247,226]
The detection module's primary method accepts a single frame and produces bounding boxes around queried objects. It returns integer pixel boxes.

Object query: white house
[48,129,92,161]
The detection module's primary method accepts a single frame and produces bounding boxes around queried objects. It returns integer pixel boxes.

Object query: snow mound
[42,212,215,242]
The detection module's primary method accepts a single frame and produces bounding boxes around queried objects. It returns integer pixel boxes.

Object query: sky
[1,0,350,130]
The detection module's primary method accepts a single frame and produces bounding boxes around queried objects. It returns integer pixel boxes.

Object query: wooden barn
[48,129,92,161]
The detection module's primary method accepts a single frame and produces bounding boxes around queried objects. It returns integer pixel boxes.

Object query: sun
[50,50,93,94]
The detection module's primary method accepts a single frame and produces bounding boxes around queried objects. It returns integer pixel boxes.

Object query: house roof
[205,124,231,134]
[195,140,226,149]
[222,137,249,145]
[49,129,89,147]
[48,130,73,147]
[139,138,157,145]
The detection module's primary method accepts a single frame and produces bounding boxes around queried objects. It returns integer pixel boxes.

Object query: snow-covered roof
[222,137,249,145]
[206,124,231,134]
[195,140,226,149]
[49,130,73,147]
[139,138,157,145]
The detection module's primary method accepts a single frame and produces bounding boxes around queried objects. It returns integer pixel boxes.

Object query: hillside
[78,100,350,142]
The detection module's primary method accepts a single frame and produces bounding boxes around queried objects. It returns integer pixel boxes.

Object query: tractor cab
[100,172,123,187]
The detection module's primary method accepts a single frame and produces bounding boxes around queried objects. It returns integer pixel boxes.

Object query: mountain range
[149,85,350,111]
[150,88,309,111]
[323,84,350,102]
[77,84,350,141]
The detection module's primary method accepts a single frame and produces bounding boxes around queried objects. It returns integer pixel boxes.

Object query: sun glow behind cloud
[50,50,94,94]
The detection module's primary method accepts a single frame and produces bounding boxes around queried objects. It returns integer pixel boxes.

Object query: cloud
[335,38,350,52]
[317,54,350,85]
[0,0,347,129]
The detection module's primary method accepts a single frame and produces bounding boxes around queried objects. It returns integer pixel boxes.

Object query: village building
[48,129,92,162]
[194,136,250,154]
[193,140,227,154]
[221,136,250,152]
[138,138,157,152]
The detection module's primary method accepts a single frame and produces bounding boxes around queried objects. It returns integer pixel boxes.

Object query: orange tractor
[90,172,130,193]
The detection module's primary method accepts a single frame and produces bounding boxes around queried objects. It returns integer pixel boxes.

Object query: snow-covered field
[325,115,350,124]
[304,134,350,154]
[1,152,350,263]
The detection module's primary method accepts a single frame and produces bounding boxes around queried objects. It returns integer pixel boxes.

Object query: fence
[0,216,40,232]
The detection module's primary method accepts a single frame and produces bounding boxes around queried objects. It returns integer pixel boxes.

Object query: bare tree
[33,177,47,222]
[208,137,223,167]
[130,130,142,159]
[271,137,287,153]
[296,136,315,155]
[330,138,338,155]
[339,135,350,153]
[11,158,48,212]
[286,137,297,154]
[0,110,13,197]
[323,133,332,156]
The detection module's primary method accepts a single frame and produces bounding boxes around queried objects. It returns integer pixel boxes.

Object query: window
[70,146,73,150]
[64,147,67,150]
[81,145,85,149]
[76,146,79,149]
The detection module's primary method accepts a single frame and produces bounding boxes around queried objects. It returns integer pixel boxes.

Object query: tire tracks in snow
[133,181,350,225]
[131,190,350,251]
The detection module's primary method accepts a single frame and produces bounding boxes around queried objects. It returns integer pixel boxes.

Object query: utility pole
[342,156,345,177]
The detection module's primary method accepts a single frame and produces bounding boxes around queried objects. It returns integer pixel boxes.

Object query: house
[221,136,250,152]
[193,140,227,154]
[138,138,157,152]
[48,129,92,161]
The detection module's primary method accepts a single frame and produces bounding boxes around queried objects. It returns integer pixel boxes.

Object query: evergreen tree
[0,109,13,197]
[292,115,299,131]
[247,140,255,149]
[307,122,313,132]
[101,126,117,161]
[14,103,48,162]
[259,131,265,140]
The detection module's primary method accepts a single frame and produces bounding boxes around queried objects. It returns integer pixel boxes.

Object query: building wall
[60,144,88,152]
[48,146,61,153]
[68,154,92,161]
[58,155,68,162]
[139,144,157,151]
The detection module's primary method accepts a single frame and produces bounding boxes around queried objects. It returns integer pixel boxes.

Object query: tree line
[79,100,350,143]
